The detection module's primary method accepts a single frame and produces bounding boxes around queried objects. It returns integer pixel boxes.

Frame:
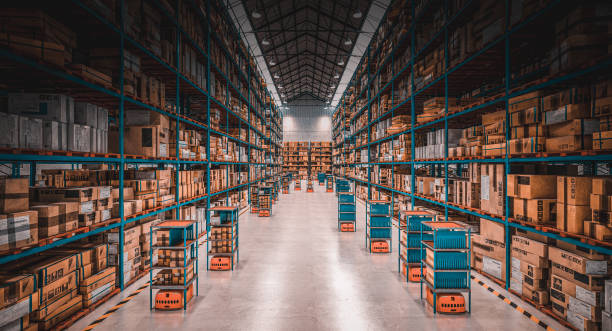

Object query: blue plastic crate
[407,248,424,263]
[370,228,391,238]
[370,203,389,215]
[428,250,469,270]
[407,215,435,231]
[408,234,432,248]
[338,194,355,203]
[434,230,467,249]
[339,204,356,212]
[370,216,390,227]
[431,271,469,289]
[339,212,356,221]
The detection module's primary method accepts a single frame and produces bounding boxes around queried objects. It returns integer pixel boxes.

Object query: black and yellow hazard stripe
[470,275,555,331]
[82,281,150,331]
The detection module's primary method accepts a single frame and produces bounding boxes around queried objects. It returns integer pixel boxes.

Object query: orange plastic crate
[155,284,194,310]
[371,240,389,253]
[210,256,232,270]
[259,210,270,217]
[340,222,355,232]
[408,265,425,282]
[426,287,466,314]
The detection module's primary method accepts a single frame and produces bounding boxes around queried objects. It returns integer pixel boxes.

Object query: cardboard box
[32,288,77,321]
[512,198,556,224]
[39,294,82,330]
[512,235,548,257]
[0,274,36,309]
[605,279,612,313]
[590,194,607,210]
[511,247,547,268]
[558,176,592,205]
[8,93,73,123]
[507,174,557,199]
[551,260,606,292]
[545,135,592,153]
[557,203,590,234]
[567,310,599,331]
[522,283,549,304]
[593,130,612,150]
[0,177,29,213]
[79,267,115,296]
[547,119,599,138]
[27,253,78,286]
[0,291,39,328]
[39,270,77,306]
[593,178,612,196]
[32,204,60,238]
[0,113,19,148]
[552,274,602,307]
[511,257,548,279]
[544,104,589,125]
[0,211,38,252]
[549,246,608,276]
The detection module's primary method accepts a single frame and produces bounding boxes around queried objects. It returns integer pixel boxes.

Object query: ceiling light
[353,10,362,19]
[281,94,285,97]
[334,73,340,79]
[252,10,262,19]
[278,86,283,89]
[262,39,270,45]
[269,60,276,66]
[344,39,352,46]
[274,73,280,79]
[338,60,344,66]
[330,84,335,88]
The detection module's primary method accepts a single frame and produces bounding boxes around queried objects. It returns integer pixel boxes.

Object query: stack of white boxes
[415,128,462,159]
[1,94,108,153]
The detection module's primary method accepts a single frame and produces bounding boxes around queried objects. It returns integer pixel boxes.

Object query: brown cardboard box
[472,234,506,260]
[593,223,612,241]
[0,273,36,309]
[0,210,38,251]
[547,119,600,138]
[39,270,77,306]
[512,235,548,257]
[550,261,605,291]
[480,218,505,243]
[511,257,548,279]
[32,288,77,321]
[507,174,557,199]
[32,205,60,238]
[39,294,82,330]
[522,283,549,304]
[567,310,599,331]
[27,253,78,285]
[550,290,568,319]
[545,135,592,153]
[511,247,547,268]
[549,246,608,275]
[480,164,505,216]
[513,198,556,224]
[556,240,606,260]
[51,202,78,233]
[124,125,163,158]
[79,267,115,296]
[557,203,590,234]
[551,274,602,307]
[592,178,612,196]
[0,177,29,213]
[590,194,608,210]
[593,130,612,150]
[558,176,592,205]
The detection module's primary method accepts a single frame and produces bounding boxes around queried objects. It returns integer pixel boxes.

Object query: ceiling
[242,0,373,103]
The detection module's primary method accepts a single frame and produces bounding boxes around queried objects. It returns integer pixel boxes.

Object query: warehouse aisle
[70,181,565,331]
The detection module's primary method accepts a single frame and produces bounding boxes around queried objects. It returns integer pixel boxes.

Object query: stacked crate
[338,192,356,232]
[366,200,392,253]
[399,211,435,282]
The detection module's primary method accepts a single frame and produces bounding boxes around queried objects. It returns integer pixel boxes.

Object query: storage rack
[150,220,198,310]
[207,206,239,270]
[398,210,435,282]
[338,192,356,232]
[331,0,612,294]
[282,141,332,179]
[258,185,273,217]
[365,200,392,253]
[0,0,282,307]
[420,221,471,314]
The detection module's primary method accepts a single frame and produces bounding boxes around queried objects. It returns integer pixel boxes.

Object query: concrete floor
[70,181,567,331]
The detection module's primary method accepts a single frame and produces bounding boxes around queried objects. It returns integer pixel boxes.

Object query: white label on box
[569,296,593,320]
[99,186,111,199]
[108,243,118,255]
[80,201,94,214]
[101,209,111,221]
[481,176,490,200]
[511,256,521,269]
[567,310,585,331]
[483,256,502,280]
[106,233,120,243]
[159,143,167,157]
[510,277,522,295]
[585,260,607,275]
[90,281,114,303]
[0,215,30,246]
[575,286,598,307]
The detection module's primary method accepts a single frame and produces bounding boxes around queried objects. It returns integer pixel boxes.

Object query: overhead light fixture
[281,93,285,97]
[252,10,262,19]
[338,60,345,66]
[269,60,276,66]
[274,73,280,79]
[328,94,332,97]
[344,39,352,46]
[261,38,270,46]
[353,10,362,19]
[278,86,283,89]
[334,73,340,79]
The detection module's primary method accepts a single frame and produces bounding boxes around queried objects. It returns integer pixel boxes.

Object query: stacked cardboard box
[542,88,594,153]
[508,174,557,225]
[481,110,507,157]
[588,178,612,242]
[34,186,113,227]
[471,219,506,283]
[0,272,38,330]
[106,225,141,287]
[0,177,38,253]
[510,234,551,306]
[480,164,505,216]
[508,92,545,155]
[604,279,612,331]
[557,176,592,235]
[549,245,609,331]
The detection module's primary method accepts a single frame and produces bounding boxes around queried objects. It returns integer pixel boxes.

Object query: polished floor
[70,181,567,331]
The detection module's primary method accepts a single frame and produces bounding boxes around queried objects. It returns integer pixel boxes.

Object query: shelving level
[208,206,239,271]
[332,0,612,327]
[283,141,332,179]
[0,0,282,328]
[338,192,356,232]
[398,210,435,282]
[150,220,198,310]
[420,221,471,314]
[366,200,392,253]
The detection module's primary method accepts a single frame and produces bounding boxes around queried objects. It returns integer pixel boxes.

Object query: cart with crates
[282,175,290,194]
[150,220,199,310]
[420,221,471,314]
[295,177,301,191]
[208,206,239,271]
[318,172,326,185]
[366,200,392,253]
[258,185,273,216]
[398,211,435,282]
[338,192,356,232]
[306,177,314,192]
[250,184,259,214]
[336,179,350,196]
[326,174,334,192]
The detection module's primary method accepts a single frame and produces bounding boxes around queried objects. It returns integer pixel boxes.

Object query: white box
[90,128,98,153]
[0,113,19,148]
[43,120,60,150]
[8,93,73,123]
[606,279,612,313]
[59,122,68,151]
[68,123,91,152]
[19,116,43,149]
[75,102,98,128]
[97,107,108,130]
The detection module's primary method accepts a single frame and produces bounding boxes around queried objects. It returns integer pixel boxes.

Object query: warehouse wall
[282,95,332,142]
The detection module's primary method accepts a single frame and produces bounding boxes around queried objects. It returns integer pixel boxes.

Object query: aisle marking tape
[470,275,555,331]
[82,281,150,331]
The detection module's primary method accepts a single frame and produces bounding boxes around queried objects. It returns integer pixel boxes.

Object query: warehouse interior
[0,1,610,331]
